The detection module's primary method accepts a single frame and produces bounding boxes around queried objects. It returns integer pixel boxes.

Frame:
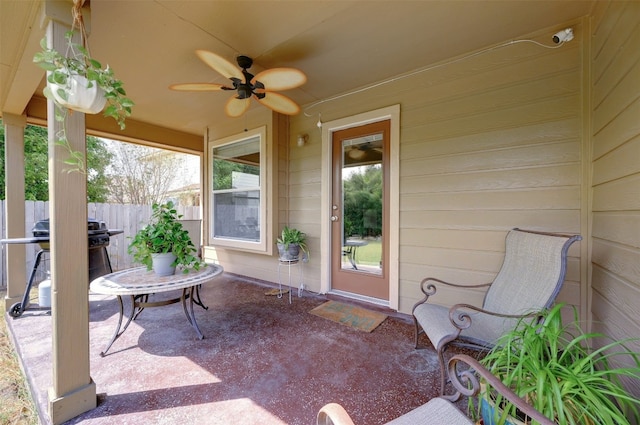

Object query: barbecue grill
[1,219,122,317]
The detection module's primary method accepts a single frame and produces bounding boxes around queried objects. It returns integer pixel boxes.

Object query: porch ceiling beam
[25,95,204,153]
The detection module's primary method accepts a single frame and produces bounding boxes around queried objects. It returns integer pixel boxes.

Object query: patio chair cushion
[317,398,473,425]
[386,397,473,425]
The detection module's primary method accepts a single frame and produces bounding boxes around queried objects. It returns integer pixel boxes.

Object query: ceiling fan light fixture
[170,51,306,117]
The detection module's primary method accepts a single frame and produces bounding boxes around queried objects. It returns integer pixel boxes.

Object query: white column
[2,113,27,310]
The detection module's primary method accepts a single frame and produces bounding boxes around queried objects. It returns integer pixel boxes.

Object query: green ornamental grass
[481,303,640,425]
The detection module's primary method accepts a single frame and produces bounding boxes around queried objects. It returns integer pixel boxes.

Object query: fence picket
[0,202,200,289]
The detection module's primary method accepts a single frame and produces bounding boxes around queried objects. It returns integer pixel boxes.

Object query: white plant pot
[151,252,177,277]
[48,74,107,114]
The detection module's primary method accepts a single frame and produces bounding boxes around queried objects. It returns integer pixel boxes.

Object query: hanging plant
[32,0,133,172]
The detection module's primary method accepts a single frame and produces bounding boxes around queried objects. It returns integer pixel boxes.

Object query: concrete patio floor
[6,272,469,424]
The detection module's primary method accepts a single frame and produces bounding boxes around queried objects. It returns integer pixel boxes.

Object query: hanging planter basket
[48,73,107,114]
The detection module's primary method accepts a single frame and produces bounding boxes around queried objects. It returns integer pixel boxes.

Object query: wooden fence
[0,201,200,289]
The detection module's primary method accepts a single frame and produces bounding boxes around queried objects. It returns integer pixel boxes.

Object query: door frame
[320,104,400,310]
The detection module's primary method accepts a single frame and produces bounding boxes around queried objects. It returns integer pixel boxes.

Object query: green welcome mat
[310,300,387,332]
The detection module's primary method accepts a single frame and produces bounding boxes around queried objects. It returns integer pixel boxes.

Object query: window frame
[207,126,268,253]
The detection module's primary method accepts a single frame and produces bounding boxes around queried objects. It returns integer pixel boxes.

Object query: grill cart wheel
[9,302,23,317]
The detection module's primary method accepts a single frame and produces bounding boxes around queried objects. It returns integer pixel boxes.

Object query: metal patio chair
[412,228,581,396]
[317,354,555,425]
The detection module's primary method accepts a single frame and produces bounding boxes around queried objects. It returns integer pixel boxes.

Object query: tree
[0,120,113,201]
[343,165,383,237]
[106,141,185,205]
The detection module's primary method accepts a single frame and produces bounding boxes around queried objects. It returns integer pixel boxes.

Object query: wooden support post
[44,2,96,423]
[2,113,27,310]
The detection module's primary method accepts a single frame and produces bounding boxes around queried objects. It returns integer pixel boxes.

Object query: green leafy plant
[128,201,202,274]
[33,30,133,172]
[276,226,309,260]
[480,303,640,425]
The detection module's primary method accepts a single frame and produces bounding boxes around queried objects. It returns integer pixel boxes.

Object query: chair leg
[436,346,447,396]
[413,317,423,349]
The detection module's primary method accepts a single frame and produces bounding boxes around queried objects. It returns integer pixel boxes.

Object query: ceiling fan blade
[169,83,228,91]
[256,92,300,115]
[195,50,243,80]
[252,68,306,91]
[225,97,251,117]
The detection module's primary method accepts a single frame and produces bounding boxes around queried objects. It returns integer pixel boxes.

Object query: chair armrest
[447,303,542,332]
[413,278,492,312]
[317,403,356,425]
[448,354,556,425]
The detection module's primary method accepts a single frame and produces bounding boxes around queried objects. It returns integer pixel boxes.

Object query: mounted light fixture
[297,134,308,147]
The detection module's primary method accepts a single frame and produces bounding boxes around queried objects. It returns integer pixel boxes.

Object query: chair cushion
[414,302,501,349]
[386,397,473,425]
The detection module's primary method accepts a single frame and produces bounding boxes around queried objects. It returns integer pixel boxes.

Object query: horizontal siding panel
[592,1,640,85]
[402,119,580,157]
[403,164,581,194]
[592,174,640,211]
[406,96,580,143]
[406,72,579,125]
[592,239,640,285]
[401,187,580,211]
[403,141,580,176]
[593,59,640,133]
[400,246,505,273]
[400,228,508,251]
[592,265,640,325]
[591,292,640,398]
[592,212,640,249]
[592,98,640,159]
[401,210,580,233]
[592,136,640,185]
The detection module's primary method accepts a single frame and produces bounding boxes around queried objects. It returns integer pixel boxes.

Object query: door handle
[330,215,339,222]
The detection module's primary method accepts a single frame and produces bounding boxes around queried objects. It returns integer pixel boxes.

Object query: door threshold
[328,289,389,308]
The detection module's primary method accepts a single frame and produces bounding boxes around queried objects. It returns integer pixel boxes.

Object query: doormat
[309,300,387,332]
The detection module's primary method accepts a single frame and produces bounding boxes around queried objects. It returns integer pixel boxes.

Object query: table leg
[192,284,209,310]
[100,295,136,357]
[182,287,204,340]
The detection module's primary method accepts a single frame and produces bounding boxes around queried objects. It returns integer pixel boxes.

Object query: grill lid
[32,219,108,237]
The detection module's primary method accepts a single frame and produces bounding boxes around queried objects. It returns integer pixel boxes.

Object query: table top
[344,239,368,247]
[90,264,223,296]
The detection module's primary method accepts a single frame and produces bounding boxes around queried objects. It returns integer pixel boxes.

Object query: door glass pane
[341,133,383,275]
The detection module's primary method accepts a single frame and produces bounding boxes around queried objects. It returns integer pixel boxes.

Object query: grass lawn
[354,239,382,266]
[0,291,38,425]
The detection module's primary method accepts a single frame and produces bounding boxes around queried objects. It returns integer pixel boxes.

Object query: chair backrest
[468,228,581,343]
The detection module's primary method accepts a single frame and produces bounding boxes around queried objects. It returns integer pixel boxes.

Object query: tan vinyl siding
[590,0,640,397]
[289,23,585,313]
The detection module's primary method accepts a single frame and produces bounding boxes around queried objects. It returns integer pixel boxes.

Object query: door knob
[330,215,339,222]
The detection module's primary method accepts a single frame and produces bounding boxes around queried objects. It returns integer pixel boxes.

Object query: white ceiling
[1,0,594,137]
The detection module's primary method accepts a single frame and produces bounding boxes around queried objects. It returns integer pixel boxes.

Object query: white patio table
[90,264,223,356]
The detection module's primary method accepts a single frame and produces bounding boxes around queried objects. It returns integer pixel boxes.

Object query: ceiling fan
[170,50,306,117]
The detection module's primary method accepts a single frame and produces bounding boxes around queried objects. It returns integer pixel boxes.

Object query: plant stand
[277,259,304,304]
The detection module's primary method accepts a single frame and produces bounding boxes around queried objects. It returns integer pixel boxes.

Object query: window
[208,126,267,252]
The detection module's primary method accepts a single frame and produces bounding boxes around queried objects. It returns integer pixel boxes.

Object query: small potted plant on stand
[277,226,309,261]
[33,5,133,173]
[479,303,640,425]
[128,201,203,276]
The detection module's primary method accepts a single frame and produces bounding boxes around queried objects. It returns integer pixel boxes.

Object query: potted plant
[479,303,640,425]
[128,201,203,276]
[33,29,134,172]
[276,226,309,261]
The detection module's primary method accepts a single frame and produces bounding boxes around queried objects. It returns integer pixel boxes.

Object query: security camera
[552,28,574,44]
